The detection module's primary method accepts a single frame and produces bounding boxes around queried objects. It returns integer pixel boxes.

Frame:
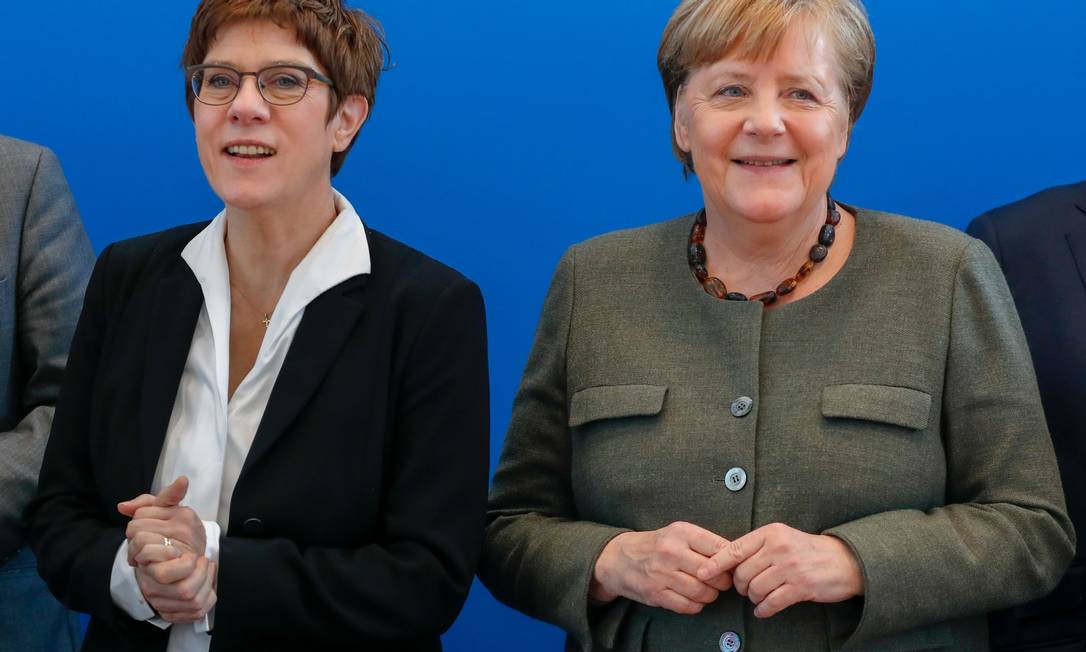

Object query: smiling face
[194,19,367,214]
[674,17,849,226]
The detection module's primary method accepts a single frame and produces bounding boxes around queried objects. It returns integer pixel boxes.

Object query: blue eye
[207,74,237,89]
[268,74,303,89]
[718,86,744,98]
[790,89,815,101]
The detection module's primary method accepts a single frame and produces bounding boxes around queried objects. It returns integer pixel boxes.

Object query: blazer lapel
[239,274,370,475]
[1071,191,1086,294]
[138,263,204,488]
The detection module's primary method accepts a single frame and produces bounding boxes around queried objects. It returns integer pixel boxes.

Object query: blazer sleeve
[0,145,92,558]
[824,239,1075,647]
[479,248,632,652]
[27,244,165,644]
[209,277,490,645]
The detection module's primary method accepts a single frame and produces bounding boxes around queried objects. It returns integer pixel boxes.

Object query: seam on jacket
[563,245,577,414]
[15,145,45,304]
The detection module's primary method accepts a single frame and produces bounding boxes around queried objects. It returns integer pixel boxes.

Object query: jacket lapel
[239,274,370,476]
[1070,187,1086,294]
[138,262,204,488]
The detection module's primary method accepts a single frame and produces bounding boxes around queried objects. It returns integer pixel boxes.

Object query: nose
[228,76,270,123]
[743,96,785,137]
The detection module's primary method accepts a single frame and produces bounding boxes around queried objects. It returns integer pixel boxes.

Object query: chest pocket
[821,384,932,430]
[568,384,667,427]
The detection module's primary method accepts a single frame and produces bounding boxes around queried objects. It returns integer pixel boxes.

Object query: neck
[702,197,828,296]
[224,187,338,297]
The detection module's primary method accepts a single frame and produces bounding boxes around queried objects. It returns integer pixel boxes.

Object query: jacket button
[724,467,747,492]
[730,396,753,417]
[243,517,264,535]
[719,631,742,652]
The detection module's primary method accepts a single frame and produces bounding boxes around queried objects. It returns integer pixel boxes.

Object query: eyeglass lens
[190,67,311,105]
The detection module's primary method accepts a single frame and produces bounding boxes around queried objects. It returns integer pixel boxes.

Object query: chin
[729,196,804,224]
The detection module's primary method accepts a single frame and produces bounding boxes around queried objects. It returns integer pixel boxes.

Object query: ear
[673,89,692,155]
[331,95,369,152]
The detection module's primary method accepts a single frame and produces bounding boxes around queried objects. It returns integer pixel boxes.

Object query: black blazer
[968,182,1086,651]
[26,221,490,651]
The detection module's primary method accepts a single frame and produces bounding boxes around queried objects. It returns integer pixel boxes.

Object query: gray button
[724,467,747,492]
[719,631,742,652]
[730,396,753,417]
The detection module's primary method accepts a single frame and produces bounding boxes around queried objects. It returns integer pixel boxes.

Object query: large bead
[809,244,828,262]
[691,222,706,243]
[818,224,836,246]
[703,277,727,298]
[751,291,777,305]
[692,264,709,282]
[826,206,841,226]
[776,277,798,295]
[796,260,815,279]
[695,210,707,226]
[687,242,706,267]
[725,292,748,301]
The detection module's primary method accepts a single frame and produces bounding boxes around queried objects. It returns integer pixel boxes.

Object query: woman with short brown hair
[28,2,489,650]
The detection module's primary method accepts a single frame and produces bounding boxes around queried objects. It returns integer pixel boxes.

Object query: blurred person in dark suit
[969,182,1086,652]
[0,134,94,651]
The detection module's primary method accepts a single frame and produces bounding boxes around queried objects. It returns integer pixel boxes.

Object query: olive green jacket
[480,208,1075,651]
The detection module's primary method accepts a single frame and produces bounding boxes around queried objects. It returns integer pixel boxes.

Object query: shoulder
[564,215,692,277]
[852,206,982,276]
[976,181,1086,230]
[91,222,207,293]
[0,134,46,166]
[364,227,483,311]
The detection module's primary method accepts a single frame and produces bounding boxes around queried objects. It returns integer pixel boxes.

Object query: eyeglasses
[186,64,336,106]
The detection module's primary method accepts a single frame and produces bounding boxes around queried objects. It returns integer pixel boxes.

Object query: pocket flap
[821,384,932,430]
[569,384,667,427]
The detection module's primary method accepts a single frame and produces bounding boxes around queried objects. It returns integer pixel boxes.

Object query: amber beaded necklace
[687,193,840,306]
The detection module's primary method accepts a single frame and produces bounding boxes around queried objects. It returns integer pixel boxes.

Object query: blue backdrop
[3,1,1084,650]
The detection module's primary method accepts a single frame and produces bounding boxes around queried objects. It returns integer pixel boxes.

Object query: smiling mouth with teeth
[735,159,795,167]
[226,145,277,158]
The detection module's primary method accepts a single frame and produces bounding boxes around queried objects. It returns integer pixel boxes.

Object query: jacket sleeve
[965,211,1004,266]
[0,145,92,558]
[209,277,490,645]
[479,248,632,652]
[824,239,1075,648]
[27,244,166,646]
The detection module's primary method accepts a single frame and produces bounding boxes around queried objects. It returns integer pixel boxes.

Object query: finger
[154,476,189,508]
[698,530,766,580]
[126,518,173,540]
[654,588,706,615]
[146,554,199,586]
[666,571,720,605]
[677,524,730,558]
[159,610,206,625]
[134,543,183,566]
[732,549,774,596]
[705,571,734,592]
[131,506,185,521]
[754,584,801,618]
[746,565,786,605]
[117,494,156,518]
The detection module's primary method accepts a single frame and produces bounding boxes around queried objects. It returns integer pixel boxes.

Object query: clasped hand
[117,476,217,624]
[592,521,862,618]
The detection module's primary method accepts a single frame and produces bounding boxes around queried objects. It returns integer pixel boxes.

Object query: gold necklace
[230,281,273,328]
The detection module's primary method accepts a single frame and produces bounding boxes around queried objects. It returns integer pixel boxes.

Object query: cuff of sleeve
[108,540,170,630]
[193,520,220,634]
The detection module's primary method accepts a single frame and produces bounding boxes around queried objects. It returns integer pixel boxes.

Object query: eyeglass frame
[185,63,337,107]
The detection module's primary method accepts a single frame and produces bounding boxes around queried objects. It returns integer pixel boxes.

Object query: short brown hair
[182,0,388,176]
[658,0,875,174]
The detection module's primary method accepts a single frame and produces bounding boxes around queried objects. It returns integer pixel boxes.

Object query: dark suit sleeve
[26,246,164,644]
[965,211,1003,265]
[211,277,490,644]
[0,146,92,558]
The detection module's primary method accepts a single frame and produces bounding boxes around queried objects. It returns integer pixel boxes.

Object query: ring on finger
[163,536,172,548]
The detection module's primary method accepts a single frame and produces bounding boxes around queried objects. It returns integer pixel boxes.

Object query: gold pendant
[262,315,271,328]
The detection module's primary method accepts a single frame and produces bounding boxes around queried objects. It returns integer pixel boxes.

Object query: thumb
[117,494,156,517]
[154,476,189,507]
